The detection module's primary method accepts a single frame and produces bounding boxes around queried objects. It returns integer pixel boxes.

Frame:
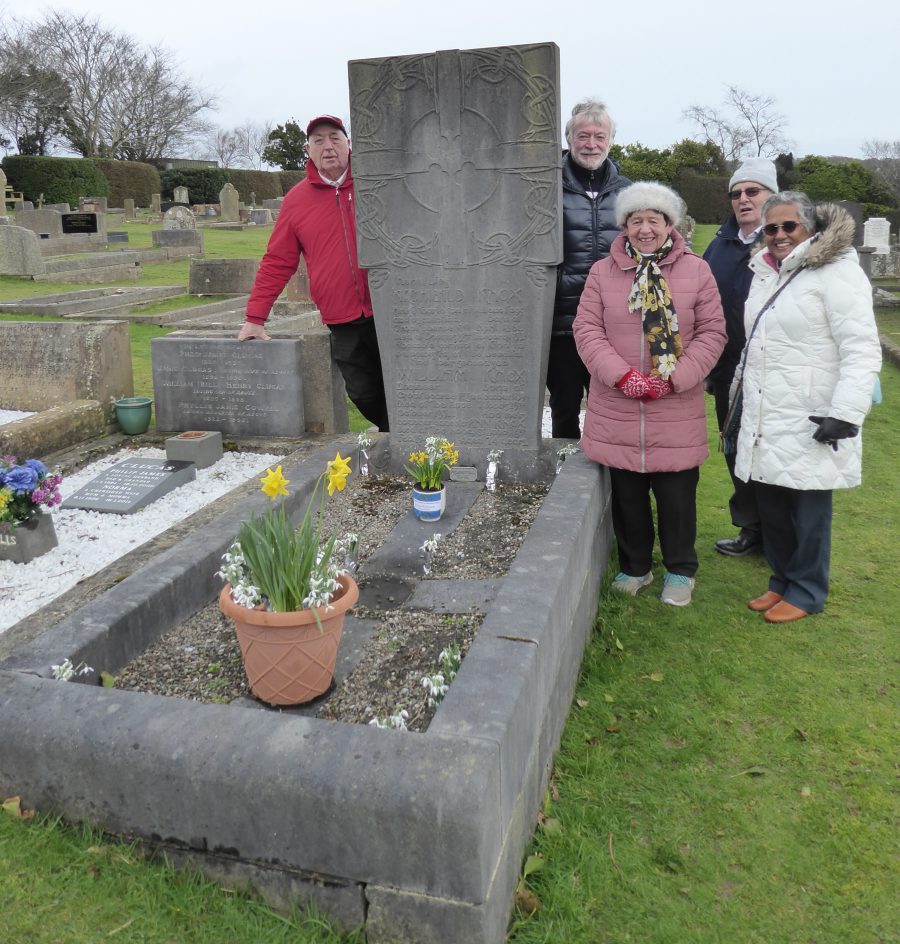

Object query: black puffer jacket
[553,154,630,335]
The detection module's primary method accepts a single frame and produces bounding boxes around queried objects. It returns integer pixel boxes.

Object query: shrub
[674,169,731,224]
[225,169,283,203]
[280,170,305,193]
[160,167,229,204]
[94,159,161,208]
[2,155,108,206]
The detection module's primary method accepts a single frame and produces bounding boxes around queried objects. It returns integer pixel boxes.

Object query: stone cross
[349,43,561,455]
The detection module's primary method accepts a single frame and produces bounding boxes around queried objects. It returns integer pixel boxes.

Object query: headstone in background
[123,198,136,219]
[45,202,71,213]
[0,167,6,192]
[163,205,196,230]
[249,208,273,225]
[283,257,311,302]
[152,228,204,250]
[14,208,63,239]
[249,191,256,206]
[836,201,864,247]
[188,258,258,295]
[0,320,132,411]
[262,197,283,212]
[80,196,108,213]
[107,231,129,244]
[863,217,890,254]
[0,226,47,276]
[219,182,239,222]
[349,42,562,453]
[13,201,34,212]
[61,212,105,236]
[173,186,189,205]
[151,193,161,213]
[61,458,196,514]
[152,337,305,437]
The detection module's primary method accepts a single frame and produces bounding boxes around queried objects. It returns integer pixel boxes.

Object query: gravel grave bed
[116,475,549,731]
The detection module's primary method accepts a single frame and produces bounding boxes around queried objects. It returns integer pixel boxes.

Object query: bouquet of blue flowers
[0,456,63,530]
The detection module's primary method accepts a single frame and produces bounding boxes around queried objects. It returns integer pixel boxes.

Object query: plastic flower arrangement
[0,456,63,531]
[217,454,353,617]
[405,436,459,491]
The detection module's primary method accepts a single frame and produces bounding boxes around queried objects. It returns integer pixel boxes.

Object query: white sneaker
[611,571,653,596]
[661,572,695,607]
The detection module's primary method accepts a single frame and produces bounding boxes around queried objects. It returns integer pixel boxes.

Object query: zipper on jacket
[336,187,365,308]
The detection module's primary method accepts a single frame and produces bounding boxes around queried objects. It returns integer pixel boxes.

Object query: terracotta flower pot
[219,573,358,706]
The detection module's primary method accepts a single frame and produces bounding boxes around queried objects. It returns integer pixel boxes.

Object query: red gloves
[616,369,650,399]
[616,369,673,401]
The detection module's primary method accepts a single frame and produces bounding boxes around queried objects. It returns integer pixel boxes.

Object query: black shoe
[715,530,762,557]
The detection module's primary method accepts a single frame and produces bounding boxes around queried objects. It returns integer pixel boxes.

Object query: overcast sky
[28,0,900,158]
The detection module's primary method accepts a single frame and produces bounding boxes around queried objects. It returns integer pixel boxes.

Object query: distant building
[151,158,219,171]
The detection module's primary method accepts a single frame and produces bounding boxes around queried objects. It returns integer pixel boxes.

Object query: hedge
[224,169,283,202]
[93,159,161,208]
[2,155,108,206]
[674,169,731,225]
[160,167,229,204]
[280,170,305,193]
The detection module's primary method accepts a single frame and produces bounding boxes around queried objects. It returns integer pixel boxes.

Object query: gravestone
[62,212,104,236]
[349,43,562,455]
[123,198,135,219]
[0,226,47,276]
[0,167,6,192]
[14,208,63,239]
[80,196,108,213]
[249,208,273,225]
[151,337,305,436]
[262,197,283,211]
[152,229,204,250]
[163,205,196,230]
[284,257,311,301]
[45,202,70,213]
[151,193,161,213]
[863,217,890,254]
[173,186,189,205]
[188,258,258,294]
[219,182,239,222]
[0,320,132,412]
[61,458,196,514]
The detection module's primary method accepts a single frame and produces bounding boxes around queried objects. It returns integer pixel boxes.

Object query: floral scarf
[624,236,683,379]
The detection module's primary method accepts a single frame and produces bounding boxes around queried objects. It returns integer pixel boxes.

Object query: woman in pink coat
[574,182,726,606]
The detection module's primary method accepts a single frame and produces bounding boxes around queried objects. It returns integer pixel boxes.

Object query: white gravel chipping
[0,409,34,426]
[0,447,283,634]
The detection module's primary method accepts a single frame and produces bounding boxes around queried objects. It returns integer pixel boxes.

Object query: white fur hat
[615,181,684,227]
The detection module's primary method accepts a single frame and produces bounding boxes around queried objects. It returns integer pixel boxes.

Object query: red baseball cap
[306,115,347,136]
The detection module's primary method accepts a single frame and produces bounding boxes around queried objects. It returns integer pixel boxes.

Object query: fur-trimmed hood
[752,202,857,271]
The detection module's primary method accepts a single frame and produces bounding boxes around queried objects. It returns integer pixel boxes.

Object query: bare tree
[683,85,790,161]
[4,11,215,160]
[204,127,243,167]
[235,120,274,169]
[862,139,900,201]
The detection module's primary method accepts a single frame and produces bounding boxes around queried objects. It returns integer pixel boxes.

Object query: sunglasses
[729,187,764,201]
[763,221,803,236]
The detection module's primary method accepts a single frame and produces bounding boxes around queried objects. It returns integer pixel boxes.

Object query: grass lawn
[1,218,896,942]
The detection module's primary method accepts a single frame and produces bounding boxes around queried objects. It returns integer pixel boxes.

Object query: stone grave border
[0,441,611,944]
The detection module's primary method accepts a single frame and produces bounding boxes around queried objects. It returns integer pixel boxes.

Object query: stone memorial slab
[188,258,258,294]
[0,167,6,192]
[165,430,223,469]
[15,209,63,239]
[62,212,102,235]
[219,182,239,222]
[173,186,189,204]
[151,229,204,250]
[61,458,196,514]
[151,337,305,436]
[836,200,863,246]
[163,205,196,230]
[123,198,135,219]
[262,197,283,211]
[863,216,890,254]
[80,196,108,212]
[349,43,562,454]
[249,208,273,225]
[151,193,161,213]
[0,226,47,276]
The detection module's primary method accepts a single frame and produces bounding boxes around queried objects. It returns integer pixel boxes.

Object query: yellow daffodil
[326,452,352,496]
[260,465,290,499]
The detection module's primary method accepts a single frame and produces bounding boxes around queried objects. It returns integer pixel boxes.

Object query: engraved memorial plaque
[349,43,562,454]
[151,337,304,436]
[61,459,196,514]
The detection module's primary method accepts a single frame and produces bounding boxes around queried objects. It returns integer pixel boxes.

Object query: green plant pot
[115,397,153,435]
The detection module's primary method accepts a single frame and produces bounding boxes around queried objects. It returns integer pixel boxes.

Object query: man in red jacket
[238,115,389,431]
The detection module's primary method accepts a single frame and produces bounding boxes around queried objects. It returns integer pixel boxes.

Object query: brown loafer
[764,600,810,624]
[748,591,783,612]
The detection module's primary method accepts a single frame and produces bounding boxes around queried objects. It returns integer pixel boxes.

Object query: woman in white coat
[733,192,881,623]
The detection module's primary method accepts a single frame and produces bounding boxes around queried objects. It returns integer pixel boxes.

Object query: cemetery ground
[1,224,898,942]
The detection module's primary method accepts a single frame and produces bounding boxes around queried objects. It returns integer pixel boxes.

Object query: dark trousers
[712,380,760,533]
[609,466,700,578]
[547,334,590,439]
[328,315,389,432]
[754,482,832,613]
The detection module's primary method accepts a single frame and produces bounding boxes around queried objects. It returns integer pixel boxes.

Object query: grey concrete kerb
[0,444,611,944]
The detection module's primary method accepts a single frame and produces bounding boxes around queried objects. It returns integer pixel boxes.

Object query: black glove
[809,416,859,452]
